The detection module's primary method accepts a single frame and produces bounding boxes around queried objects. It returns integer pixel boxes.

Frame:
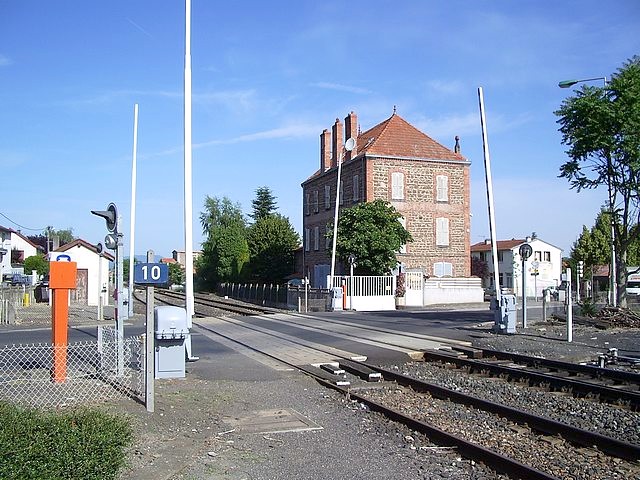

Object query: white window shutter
[392,172,404,200]
[305,228,310,251]
[314,226,319,251]
[436,175,448,202]
[436,217,449,246]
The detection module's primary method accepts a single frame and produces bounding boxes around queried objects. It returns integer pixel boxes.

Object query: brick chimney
[344,111,357,162]
[331,118,343,167]
[320,129,331,171]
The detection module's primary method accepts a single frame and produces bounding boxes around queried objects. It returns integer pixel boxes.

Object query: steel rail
[193,319,559,480]
[360,361,640,462]
[479,348,640,384]
[422,350,640,410]
[151,290,276,316]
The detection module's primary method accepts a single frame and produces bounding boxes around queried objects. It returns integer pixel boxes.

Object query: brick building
[301,111,471,287]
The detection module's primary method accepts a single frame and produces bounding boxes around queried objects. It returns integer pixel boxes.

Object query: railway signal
[91,202,126,375]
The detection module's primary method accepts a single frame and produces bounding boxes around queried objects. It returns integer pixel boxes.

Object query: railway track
[190,314,640,479]
[421,347,640,410]
[133,293,640,478]
[135,289,279,317]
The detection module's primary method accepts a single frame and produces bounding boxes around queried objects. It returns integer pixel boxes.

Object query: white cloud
[194,123,321,149]
[425,79,466,96]
[125,17,153,37]
[413,110,533,139]
[310,82,372,95]
[0,54,12,67]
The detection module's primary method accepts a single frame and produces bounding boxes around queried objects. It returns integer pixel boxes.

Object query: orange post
[49,259,77,383]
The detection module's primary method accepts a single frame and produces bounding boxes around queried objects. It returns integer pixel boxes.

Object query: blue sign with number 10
[134,263,169,286]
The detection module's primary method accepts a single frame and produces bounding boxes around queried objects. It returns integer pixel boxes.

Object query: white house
[52,239,113,307]
[471,236,563,298]
[0,225,40,279]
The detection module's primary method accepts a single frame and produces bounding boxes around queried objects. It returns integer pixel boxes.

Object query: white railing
[330,275,395,311]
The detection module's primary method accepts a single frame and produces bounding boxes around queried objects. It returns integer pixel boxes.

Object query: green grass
[0,402,133,480]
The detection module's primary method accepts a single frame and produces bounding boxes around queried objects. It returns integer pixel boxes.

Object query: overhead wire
[0,212,47,232]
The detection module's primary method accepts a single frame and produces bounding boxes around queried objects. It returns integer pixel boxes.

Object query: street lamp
[558,75,617,306]
[329,137,356,289]
[558,76,607,88]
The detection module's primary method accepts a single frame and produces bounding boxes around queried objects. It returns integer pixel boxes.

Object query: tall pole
[128,103,139,317]
[522,256,527,328]
[478,88,501,307]
[329,138,355,289]
[329,150,344,290]
[116,230,125,375]
[145,250,155,413]
[608,181,618,306]
[183,0,197,360]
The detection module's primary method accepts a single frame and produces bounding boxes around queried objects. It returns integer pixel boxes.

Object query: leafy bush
[579,297,598,317]
[0,403,132,480]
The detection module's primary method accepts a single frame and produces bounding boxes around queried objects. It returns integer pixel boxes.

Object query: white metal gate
[405,272,424,306]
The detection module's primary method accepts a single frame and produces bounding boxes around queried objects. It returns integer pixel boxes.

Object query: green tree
[197,196,249,289]
[51,228,74,247]
[168,263,185,286]
[333,200,412,276]
[23,255,49,276]
[246,214,300,283]
[250,186,277,222]
[572,211,640,280]
[555,56,640,306]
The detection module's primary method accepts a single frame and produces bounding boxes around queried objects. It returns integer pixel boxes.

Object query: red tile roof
[355,113,465,161]
[470,239,527,252]
[304,112,466,183]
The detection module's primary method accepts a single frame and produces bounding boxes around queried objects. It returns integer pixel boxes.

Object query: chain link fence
[0,327,144,409]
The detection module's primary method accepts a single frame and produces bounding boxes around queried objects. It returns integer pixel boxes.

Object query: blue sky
[1,1,638,258]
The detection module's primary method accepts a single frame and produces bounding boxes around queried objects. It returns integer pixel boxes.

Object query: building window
[391,172,404,200]
[313,191,319,213]
[434,262,453,277]
[305,228,310,251]
[325,224,331,250]
[544,251,551,262]
[479,252,486,262]
[399,217,407,254]
[436,175,448,202]
[339,180,344,205]
[353,175,359,202]
[314,226,319,251]
[305,193,310,216]
[436,217,449,246]
[497,251,503,262]
[324,185,331,210]
[534,251,542,261]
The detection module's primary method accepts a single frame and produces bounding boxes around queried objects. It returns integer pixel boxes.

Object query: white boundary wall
[330,275,483,310]
[423,277,483,305]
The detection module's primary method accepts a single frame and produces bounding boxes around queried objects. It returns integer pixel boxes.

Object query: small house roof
[55,238,115,261]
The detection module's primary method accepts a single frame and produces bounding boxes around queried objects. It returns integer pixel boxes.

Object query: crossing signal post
[576,261,584,302]
[91,203,125,375]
